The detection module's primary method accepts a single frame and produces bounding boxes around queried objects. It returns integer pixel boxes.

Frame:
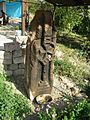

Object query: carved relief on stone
[25,10,56,99]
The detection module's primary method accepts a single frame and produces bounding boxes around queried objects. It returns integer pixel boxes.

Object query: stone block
[3,59,12,65]
[4,42,20,52]
[5,70,13,76]
[4,52,12,59]
[9,64,18,70]
[4,65,10,71]
[18,63,25,69]
[13,49,22,58]
[13,57,24,64]
[13,69,24,76]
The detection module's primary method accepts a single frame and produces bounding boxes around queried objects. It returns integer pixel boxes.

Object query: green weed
[0,73,31,120]
[38,100,90,120]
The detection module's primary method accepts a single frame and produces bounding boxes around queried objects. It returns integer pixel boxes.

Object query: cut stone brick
[13,69,25,76]
[9,64,18,70]
[13,49,22,58]
[13,57,24,64]
[18,63,25,69]
[4,65,9,71]
[3,59,12,65]
[5,70,13,76]
[4,52,12,59]
[4,42,20,52]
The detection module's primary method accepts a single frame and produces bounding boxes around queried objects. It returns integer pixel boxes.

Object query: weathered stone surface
[18,63,25,69]
[25,10,56,99]
[4,52,12,59]
[13,57,24,64]
[4,42,20,52]
[3,59,12,65]
[45,25,52,36]
[13,49,22,58]
[5,70,13,76]
[13,69,24,76]
[9,64,18,70]
[4,65,9,71]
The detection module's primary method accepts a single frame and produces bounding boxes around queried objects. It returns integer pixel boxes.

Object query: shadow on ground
[57,35,82,50]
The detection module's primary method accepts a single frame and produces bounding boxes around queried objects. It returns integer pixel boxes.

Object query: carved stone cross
[25,10,56,100]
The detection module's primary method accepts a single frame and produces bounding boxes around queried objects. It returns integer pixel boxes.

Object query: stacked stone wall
[0,36,27,81]
[0,36,27,95]
[3,42,25,77]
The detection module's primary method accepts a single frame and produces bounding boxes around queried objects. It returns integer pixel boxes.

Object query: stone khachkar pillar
[25,10,56,100]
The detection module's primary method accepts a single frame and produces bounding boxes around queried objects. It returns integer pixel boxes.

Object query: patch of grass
[54,36,90,88]
[54,58,89,86]
[0,73,31,120]
[38,100,90,120]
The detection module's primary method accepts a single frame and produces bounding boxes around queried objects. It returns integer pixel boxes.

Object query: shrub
[0,73,31,120]
[58,100,90,120]
[37,100,90,120]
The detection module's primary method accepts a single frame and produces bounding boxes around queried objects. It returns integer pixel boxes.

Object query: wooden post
[22,0,25,35]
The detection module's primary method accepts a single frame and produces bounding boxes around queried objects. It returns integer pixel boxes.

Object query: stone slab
[13,49,22,58]
[3,59,12,65]
[9,64,18,70]
[13,69,25,76]
[4,42,20,52]
[13,57,24,64]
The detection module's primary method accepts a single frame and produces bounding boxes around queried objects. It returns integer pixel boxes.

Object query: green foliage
[38,100,90,120]
[54,58,89,85]
[15,25,21,30]
[54,40,90,87]
[38,108,57,120]
[55,7,83,32]
[28,3,39,14]
[78,16,90,36]
[54,59,74,77]
[0,73,31,120]
[28,0,53,14]
[84,85,90,98]
[81,38,90,53]
[55,6,90,37]
[58,100,90,120]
